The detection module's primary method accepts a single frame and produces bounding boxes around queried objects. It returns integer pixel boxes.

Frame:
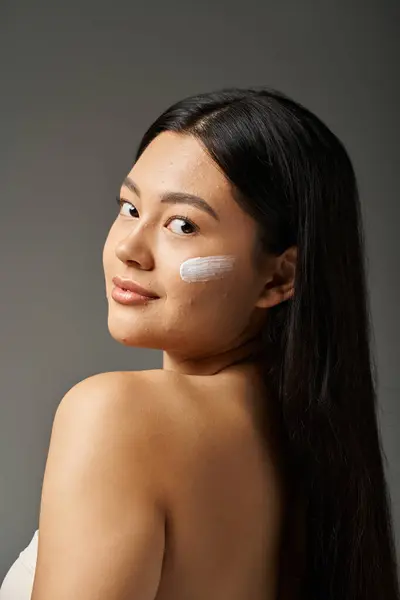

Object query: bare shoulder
[57,369,185,421]
[55,368,259,507]
[55,369,188,452]
[57,368,272,465]
[54,369,201,489]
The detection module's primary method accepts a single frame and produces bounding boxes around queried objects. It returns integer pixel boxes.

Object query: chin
[106,318,161,349]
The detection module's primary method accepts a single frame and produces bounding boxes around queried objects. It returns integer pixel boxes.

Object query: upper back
[133,367,289,600]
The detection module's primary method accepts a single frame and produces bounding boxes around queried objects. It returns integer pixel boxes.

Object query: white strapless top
[0,530,39,600]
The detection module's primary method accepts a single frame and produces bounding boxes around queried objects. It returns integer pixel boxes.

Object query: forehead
[128,131,233,205]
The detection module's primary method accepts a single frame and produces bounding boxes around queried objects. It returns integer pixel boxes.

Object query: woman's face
[102,131,272,359]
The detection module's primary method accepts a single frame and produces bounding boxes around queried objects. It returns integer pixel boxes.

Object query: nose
[114,223,154,270]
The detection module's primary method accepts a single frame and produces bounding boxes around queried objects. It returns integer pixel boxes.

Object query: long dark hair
[134,87,399,599]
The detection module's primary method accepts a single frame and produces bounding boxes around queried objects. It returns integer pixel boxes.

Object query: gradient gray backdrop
[1,0,399,580]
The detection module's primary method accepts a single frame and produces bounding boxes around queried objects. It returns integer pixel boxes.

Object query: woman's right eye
[116,197,139,218]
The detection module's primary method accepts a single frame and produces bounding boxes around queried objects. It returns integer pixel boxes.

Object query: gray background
[1,0,399,581]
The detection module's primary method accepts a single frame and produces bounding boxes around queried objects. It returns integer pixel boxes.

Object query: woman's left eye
[166,216,199,236]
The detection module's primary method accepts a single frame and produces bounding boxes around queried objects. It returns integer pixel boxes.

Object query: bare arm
[31,372,166,600]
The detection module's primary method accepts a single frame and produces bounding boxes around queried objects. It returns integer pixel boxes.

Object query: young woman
[1,87,398,600]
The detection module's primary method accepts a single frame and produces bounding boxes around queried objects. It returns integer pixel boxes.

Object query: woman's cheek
[161,254,237,306]
[179,255,237,283]
[176,257,242,322]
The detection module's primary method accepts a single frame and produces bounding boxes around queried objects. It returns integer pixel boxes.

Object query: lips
[112,276,159,298]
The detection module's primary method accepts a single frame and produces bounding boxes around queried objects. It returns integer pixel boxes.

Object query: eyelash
[115,196,200,235]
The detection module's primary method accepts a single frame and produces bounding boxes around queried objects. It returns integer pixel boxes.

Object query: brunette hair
[134,87,399,599]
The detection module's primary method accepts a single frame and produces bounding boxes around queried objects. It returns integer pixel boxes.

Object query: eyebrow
[122,176,220,222]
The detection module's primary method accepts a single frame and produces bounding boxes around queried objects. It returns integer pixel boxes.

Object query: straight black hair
[134,87,399,599]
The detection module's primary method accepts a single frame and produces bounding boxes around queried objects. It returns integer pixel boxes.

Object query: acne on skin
[179,256,236,283]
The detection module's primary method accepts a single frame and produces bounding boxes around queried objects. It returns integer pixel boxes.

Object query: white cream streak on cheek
[180,255,236,282]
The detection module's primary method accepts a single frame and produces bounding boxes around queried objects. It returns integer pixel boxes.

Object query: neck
[162,334,265,377]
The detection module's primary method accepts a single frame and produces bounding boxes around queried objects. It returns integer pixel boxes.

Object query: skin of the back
[126,366,288,600]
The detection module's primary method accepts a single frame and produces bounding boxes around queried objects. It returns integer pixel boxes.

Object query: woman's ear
[255,245,297,309]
